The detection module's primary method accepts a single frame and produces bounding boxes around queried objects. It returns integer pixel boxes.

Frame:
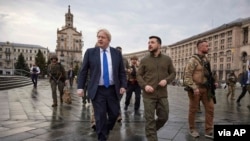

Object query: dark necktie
[103,49,110,88]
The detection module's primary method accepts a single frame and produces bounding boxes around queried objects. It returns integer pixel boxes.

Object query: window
[214,41,218,46]
[226,64,231,70]
[220,39,225,44]
[227,30,232,36]
[243,27,248,45]
[220,33,225,38]
[227,57,231,62]
[220,64,223,70]
[214,35,218,39]
[220,58,224,62]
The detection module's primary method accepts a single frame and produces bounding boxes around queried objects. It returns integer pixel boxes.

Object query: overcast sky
[0,0,249,54]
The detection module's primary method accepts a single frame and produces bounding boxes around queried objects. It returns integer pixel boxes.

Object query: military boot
[60,93,63,103]
[52,100,57,107]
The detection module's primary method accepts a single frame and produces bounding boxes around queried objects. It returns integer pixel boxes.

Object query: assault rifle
[203,61,216,104]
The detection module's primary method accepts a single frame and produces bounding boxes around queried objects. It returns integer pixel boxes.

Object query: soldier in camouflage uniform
[183,40,218,139]
[48,55,66,107]
[226,71,237,100]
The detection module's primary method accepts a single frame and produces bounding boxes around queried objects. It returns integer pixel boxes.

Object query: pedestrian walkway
[0,79,250,141]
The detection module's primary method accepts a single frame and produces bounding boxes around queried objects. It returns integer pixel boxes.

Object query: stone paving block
[0,80,250,140]
[0,126,35,138]
[0,132,36,141]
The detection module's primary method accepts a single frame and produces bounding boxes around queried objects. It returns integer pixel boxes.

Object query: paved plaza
[0,79,250,141]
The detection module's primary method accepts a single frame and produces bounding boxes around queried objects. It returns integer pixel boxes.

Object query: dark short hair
[196,39,207,47]
[116,46,122,50]
[149,36,162,45]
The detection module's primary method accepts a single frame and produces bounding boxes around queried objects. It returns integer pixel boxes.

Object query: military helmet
[50,54,58,61]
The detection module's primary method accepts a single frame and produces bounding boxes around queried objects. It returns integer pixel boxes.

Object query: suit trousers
[92,85,120,141]
[188,87,214,134]
[31,74,38,87]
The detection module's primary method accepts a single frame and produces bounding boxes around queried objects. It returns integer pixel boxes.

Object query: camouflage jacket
[183,54,216,90]
[47,63,66,82]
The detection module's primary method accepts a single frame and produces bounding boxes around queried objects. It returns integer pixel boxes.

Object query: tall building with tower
[56,5,83,70]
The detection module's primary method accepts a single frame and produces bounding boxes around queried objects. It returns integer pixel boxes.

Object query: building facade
[168,17,250,82]
[124,17,250,83]
[0,41,48,75]
[56,5,83,70]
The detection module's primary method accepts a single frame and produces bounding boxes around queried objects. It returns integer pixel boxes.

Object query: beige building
[168,17,250,82]
[125,17,250,83]
[56,5,83,70]
[0,41,49,75]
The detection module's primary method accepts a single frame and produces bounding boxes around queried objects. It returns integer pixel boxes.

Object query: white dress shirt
[99,47,114,85]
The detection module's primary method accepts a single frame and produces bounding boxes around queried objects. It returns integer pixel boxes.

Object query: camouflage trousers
[50,79,64,103]
[227,84,236,99]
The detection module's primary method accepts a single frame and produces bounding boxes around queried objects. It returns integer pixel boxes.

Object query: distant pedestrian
[236,64,250,107]
[67,67,75,87]
[226,71,237,100]
[30,63,40,88]
[124,56,141,112]
[115,46,130,122]
[48,55,67,107]
[137,36,176,141]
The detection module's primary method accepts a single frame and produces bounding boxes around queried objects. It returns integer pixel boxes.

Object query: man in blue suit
[77,29,127,141]
[236,64,250,107]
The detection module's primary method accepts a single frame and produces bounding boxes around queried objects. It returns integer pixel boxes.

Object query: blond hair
[97,28,112,41]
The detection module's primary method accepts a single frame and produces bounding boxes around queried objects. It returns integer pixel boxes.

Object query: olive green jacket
[137,53,176,98]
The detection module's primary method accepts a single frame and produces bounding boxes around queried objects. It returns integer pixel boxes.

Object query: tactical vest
[48,63,63,78]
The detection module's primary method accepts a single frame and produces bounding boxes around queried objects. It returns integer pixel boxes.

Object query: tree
[14,53,30,76]
[35,49,47,77]
[74,63,79,76]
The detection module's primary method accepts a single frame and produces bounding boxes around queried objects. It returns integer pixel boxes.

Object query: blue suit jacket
[77,46,127,100]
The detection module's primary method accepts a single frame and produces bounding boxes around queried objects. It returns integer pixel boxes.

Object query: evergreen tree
[14,53,29,76]
[74,63,79,76]
[35,49,46,77]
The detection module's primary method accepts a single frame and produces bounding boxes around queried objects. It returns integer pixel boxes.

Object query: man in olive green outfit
[226,71,237,100]
[137,36,176,141]
[48,55,66,107]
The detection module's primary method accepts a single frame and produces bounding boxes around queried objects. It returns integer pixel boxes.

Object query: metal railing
[0,69,30,77]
